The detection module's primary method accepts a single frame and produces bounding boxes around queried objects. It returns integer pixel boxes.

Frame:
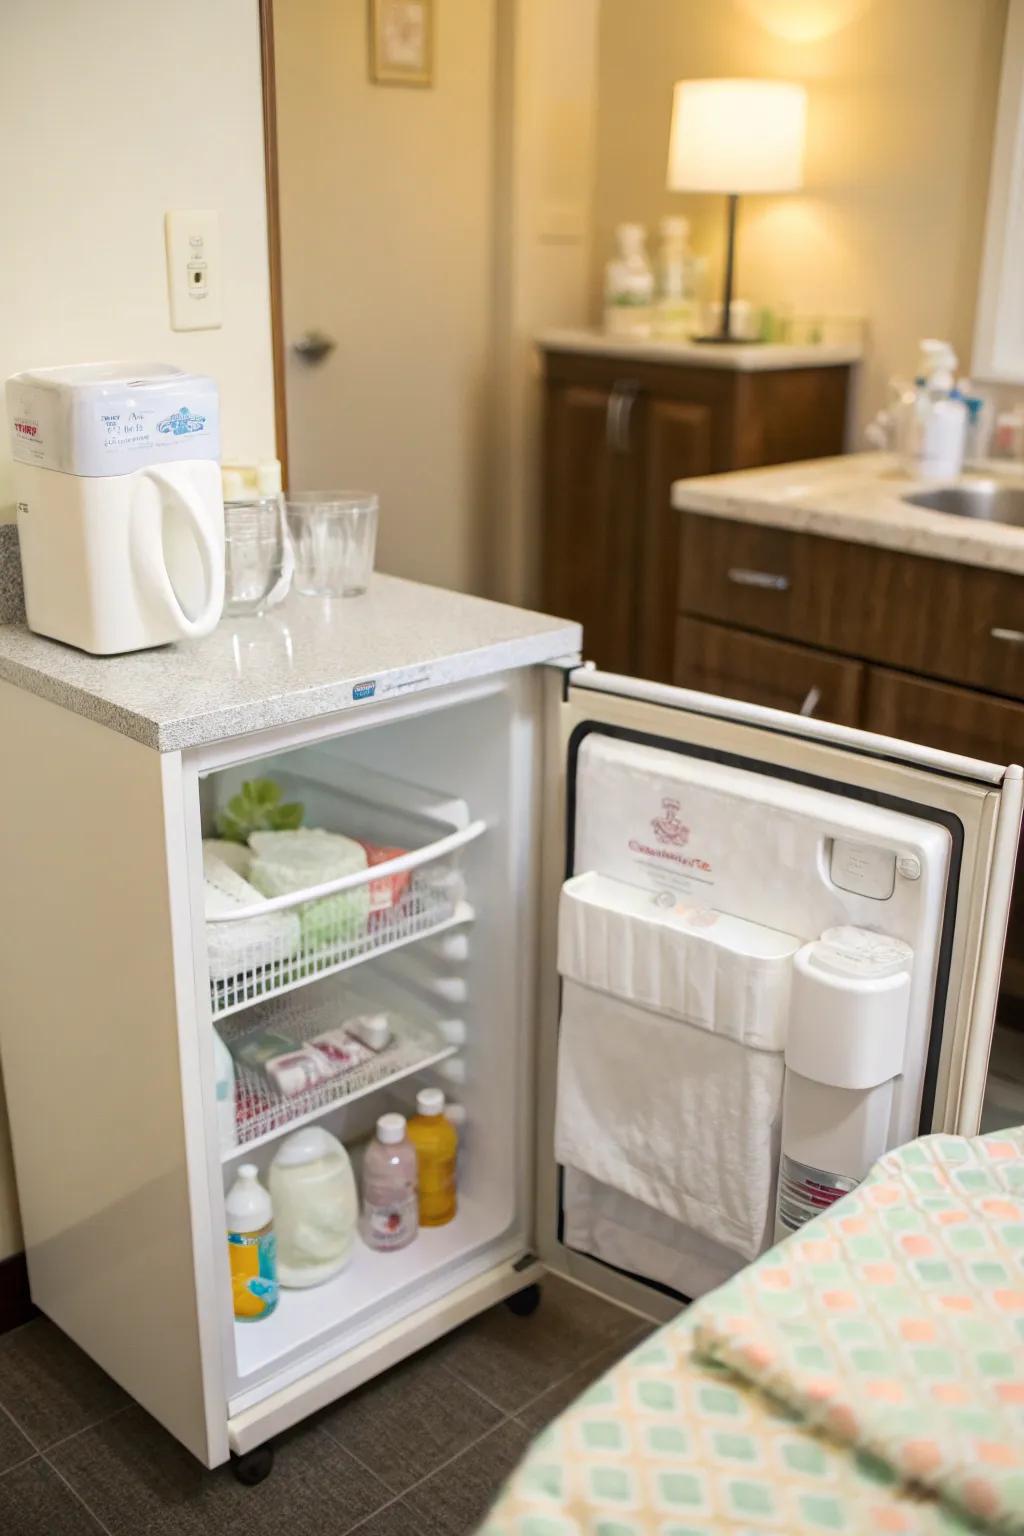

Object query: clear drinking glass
[285,492,379,597]
[224,497,286,616]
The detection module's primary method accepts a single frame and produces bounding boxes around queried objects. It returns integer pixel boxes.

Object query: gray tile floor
[0,1277,650,1536]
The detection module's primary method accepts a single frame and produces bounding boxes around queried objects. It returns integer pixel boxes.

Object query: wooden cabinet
[680,516,1024,702]
[675,510,1024,1013]
[673,616,865,725]
[863,669,1024,1010]
[542,382,639,674]
[541,346,854,681]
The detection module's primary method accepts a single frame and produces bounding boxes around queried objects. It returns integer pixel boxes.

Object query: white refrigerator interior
[0,636,1018,1472]
[553,733,949,1296]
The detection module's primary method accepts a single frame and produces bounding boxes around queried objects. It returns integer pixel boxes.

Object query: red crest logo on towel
[651,798,689,846]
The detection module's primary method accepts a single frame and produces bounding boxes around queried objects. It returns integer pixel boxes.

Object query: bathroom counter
[537,328,863,372]
[671,452,1024,575]
[0,540,581,752]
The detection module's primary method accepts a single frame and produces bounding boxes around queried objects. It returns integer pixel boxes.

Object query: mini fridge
[0,652,1019,1475]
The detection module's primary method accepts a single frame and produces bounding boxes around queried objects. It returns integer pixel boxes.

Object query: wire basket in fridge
[218,978,460,1156]
[204,758,484,1019]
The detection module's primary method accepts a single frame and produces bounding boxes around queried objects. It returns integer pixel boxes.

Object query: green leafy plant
[216,779,305,844]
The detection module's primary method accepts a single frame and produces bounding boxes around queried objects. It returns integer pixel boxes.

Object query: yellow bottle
[407,1087,458,1226]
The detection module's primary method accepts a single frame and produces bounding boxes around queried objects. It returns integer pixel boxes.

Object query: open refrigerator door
[535,666,1023,1314]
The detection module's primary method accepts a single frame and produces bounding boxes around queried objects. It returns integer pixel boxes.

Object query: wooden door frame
[259,0,289,485]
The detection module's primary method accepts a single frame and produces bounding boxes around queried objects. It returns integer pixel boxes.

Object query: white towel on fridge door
[556,979,784,1261]
[562,1167,749,1297]
[554,873,799,1264]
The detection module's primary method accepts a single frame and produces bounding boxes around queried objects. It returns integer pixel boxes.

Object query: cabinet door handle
[991,626,1024,645]
[605,381,639,454]
[605,389,624,452]
[727,567,790,592]
[616,384,638,452]
[799,685,822,717]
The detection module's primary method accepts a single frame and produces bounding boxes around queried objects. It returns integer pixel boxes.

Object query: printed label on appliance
[95,401,212,457]
[352,679,377,700]
[626,795,715,899]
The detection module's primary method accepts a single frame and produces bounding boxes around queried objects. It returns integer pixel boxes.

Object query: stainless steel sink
[902,479,1024,527]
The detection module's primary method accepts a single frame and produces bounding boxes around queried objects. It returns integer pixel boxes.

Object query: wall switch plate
[164,210,222,331]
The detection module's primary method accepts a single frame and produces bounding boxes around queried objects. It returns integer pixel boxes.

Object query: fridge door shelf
[218,980,462,1158]
[207,830,482,1018]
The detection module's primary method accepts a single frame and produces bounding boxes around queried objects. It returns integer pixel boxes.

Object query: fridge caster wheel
[506,1283,542,1317]
[231,1444,275,1486]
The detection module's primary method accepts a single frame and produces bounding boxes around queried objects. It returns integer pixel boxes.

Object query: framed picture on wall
[369,0,434,87]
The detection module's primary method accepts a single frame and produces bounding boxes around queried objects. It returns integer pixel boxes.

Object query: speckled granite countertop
[538,328,862,372]
[672,453,1024,575]
[0,554,581,752]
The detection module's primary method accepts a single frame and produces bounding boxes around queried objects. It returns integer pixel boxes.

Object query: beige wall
[275,0,498,593]
[489,0,601,605]
[592,0,1007,433]
[0,0,276,1260]
[0,0,276,519]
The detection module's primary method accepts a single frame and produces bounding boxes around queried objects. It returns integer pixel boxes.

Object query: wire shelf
[209,871,473,1021]
[219,988,458,1157]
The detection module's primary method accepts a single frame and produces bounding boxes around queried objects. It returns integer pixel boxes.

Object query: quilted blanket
[480,1128,1024,1536]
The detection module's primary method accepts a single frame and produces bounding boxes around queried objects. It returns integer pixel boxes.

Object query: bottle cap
[256,458,282,497]
[221,467,247,501]
[416,1087,445,1117]
[377,1113,407,1144]
[238,1163,259,1180]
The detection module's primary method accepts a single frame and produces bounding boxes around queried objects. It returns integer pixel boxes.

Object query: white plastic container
[604,224,655,337]
[777,926,914,1236]
[5,362,224,654]
[903,340,967,480]
[269,1126,358,1287]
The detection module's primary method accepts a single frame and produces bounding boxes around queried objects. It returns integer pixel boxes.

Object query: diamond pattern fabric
[480,1128,1024,1536]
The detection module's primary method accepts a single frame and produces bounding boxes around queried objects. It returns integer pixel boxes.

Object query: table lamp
[667,78,806,343]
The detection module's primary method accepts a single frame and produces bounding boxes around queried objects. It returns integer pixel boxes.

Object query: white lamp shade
[667,78,806,195]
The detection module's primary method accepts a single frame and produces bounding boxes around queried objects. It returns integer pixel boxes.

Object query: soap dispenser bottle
[905,339,967,480]
[604,223,655,339]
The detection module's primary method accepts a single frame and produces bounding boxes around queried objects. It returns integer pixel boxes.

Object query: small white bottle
[604,224,655,338]
[361,1114,419,1252]
[226,1164,278,1321]
[905,339,967,480]
[654,216,699,339]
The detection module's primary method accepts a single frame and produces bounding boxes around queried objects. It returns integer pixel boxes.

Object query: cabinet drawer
[863,667,1024,766]
[679,515,839,649]
[673,616,865,725]
[680,514,1024,698]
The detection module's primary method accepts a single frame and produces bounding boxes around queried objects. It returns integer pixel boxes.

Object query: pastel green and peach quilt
[480,1129,1024,1536]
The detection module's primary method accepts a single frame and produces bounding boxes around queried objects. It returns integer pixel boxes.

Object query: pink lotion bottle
[361,1113,419,1252]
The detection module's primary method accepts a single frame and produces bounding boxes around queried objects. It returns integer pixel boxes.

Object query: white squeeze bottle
[226,1165,279,1321]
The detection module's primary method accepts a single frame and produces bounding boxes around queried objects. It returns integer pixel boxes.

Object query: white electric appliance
[0,640,1019,1473]
[5,362,224,653]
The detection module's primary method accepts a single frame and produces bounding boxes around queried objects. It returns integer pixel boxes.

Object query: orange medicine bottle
[407,1087,458,1226]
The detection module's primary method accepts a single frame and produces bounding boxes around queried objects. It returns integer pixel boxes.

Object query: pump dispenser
[604,224,655,338]
[904,338,967,479]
